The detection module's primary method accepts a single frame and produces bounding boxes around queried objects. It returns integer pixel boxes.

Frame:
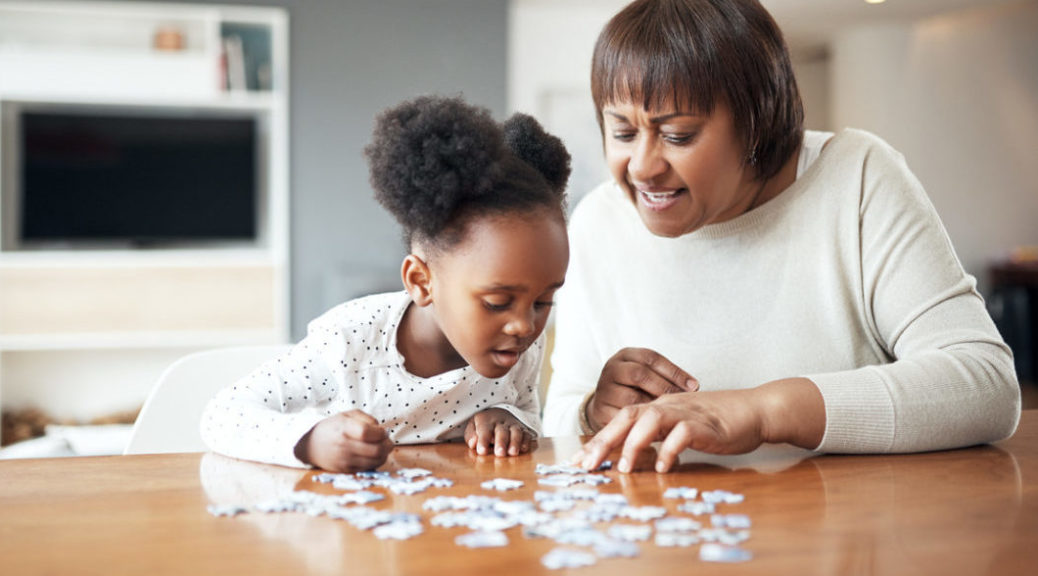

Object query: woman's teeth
[641,190,680,204]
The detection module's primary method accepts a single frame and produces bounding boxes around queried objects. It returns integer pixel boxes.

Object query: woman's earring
[748,147,758,166]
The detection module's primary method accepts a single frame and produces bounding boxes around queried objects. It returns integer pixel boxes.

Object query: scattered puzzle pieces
[208,463,754,567]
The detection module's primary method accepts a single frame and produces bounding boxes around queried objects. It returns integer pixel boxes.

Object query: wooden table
[2,411,1036,575]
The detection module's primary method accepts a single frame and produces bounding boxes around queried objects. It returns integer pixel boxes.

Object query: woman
[543,0,1020,473]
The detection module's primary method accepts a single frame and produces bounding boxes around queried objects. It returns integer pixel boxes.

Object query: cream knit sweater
[544,129,1020,452]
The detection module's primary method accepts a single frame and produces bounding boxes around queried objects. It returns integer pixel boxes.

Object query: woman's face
[601,99,760,237]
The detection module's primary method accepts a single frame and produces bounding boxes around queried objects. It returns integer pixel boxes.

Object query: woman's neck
[745,148,800,214]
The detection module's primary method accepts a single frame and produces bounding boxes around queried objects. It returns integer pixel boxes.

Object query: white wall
[509,0,836,204]
[831,0,1038,293]
[793,54,831,132]
[508,0,628,207]
[512,0,1038,296]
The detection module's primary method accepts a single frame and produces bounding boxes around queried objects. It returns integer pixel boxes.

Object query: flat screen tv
[16,106,258,247]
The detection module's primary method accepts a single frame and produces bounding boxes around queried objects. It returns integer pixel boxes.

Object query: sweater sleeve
[200,313,351,468]
[491,331,546,437]
[809,136,1021,453]
[542,193,610,437]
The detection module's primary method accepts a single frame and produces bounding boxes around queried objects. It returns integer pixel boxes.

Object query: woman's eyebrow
[603,110,699,124]
[648,112,698,124]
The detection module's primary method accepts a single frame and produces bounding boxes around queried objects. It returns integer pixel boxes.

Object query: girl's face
[601,99,761,237]
[423,210,568,379]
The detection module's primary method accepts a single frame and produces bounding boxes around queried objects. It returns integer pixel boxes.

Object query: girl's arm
[200,307,360,468]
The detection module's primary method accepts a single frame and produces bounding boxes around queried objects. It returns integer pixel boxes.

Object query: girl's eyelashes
[482,299,555,312]
[610,131,635,142]
[483,300,511,312]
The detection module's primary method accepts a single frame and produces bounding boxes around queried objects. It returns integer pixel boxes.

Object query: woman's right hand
[586,347,699,432]
[294,410,394,473]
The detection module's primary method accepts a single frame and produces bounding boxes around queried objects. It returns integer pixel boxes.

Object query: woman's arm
[573,376,824,473]
[809,136,1019,453]
[575,134,1019,469]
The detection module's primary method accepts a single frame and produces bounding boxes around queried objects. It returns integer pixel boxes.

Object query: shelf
[0,49,221,100]
[0,1,291,423]
[0,329,282,352]
[0,247,278,267]
[0,2,286,99]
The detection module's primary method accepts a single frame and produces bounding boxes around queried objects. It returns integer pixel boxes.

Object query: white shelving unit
[0,1,290,424]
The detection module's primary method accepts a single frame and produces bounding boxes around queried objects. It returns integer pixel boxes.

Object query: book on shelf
[223,35,247,92]
[220,23,274,92]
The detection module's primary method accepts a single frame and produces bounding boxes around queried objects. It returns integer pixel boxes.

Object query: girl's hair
[591,0,803,181]
[365,95,571,251]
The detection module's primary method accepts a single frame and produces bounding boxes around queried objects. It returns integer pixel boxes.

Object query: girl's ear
[401,254,433,306]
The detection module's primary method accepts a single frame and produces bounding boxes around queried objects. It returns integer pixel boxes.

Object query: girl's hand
[586,347,699,431]
[464,408,534,457]
[572,379,824,473]
[294,410,394,473]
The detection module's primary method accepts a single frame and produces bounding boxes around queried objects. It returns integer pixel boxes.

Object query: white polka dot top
[200,291,544,468]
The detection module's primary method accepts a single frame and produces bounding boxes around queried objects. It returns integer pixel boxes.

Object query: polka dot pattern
[200,291,544,468]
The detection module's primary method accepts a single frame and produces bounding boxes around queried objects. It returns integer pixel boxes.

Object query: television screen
[18,108,257,246]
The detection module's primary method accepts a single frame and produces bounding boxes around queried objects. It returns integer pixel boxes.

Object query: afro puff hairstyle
[365,95,571,251]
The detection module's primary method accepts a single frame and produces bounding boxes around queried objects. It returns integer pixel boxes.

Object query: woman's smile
[636,186,687,211]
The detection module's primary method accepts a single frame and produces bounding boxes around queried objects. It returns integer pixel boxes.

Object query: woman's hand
[573,378,825,473]
[294,410,394,473]
[586,347,699,431]
[465,408,534,457]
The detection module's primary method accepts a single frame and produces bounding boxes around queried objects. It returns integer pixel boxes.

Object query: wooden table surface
[2,411,1036,575]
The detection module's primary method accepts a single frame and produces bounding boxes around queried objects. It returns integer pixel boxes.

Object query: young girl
[201,95,571,472]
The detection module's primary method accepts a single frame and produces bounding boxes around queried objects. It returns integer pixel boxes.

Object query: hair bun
[365,95,503,240]
[503,113,571,194]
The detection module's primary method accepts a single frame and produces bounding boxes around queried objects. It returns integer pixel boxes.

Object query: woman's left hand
[571,378,825,473]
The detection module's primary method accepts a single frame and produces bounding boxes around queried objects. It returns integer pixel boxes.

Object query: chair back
[124,344,292,455]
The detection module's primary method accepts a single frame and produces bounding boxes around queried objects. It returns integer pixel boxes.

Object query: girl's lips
[491,349,521,368]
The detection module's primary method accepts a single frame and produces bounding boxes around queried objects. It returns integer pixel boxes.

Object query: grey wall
[82,0,509,339]
[277,0,509,338]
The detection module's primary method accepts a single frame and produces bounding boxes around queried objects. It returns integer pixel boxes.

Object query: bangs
[589,0,804,181]
[591,3,720,118]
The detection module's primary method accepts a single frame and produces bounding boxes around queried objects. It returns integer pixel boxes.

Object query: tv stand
[0,2,289,429]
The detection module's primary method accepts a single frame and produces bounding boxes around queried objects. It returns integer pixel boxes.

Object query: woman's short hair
[591,0,803,181]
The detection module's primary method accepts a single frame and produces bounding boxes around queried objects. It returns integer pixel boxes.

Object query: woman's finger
[655,420,696,473]
[595,379,656,408]
[614,351,696,397]
[618,405,669,473]
[575,405,641,470]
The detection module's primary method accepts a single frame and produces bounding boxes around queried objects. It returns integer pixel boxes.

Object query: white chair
[124,344,292,455]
